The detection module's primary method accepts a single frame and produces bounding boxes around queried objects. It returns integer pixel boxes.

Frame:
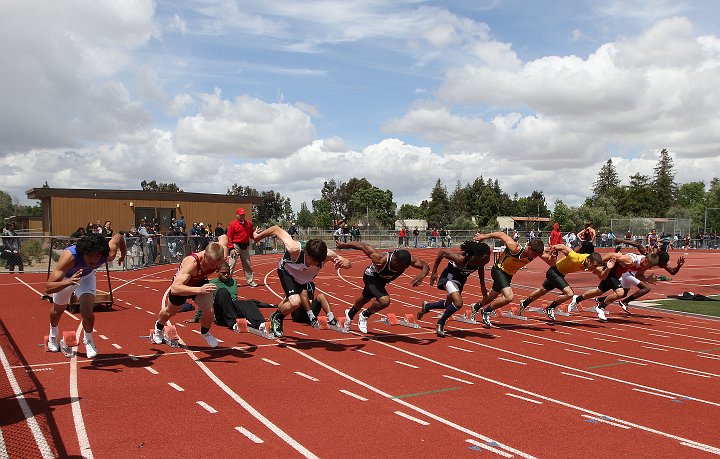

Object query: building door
[135,207,155,228]
[156,208,176,231]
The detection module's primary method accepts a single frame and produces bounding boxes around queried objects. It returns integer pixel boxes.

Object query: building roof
[26,187,263,204]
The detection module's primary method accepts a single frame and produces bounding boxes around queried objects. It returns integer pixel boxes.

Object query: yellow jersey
[495,247,531,276]
[555,251,589,276]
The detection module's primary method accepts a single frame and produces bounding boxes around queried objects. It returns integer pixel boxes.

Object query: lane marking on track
[498,357,526,365]
[235,426,264,444]
[70,323,94,459]
[561,372,594,381]
[262,358,280,366]
[632,389,676,400]
[295,331,308,336]
[295,372,319,382]
[581,415,631,429]
[339,389,368,401]
[145,310,155,315]
[168,382,185,392]
[135,306,142,310]
[0,339,54,458]
[566,348,590,355]
[355,349,375,356]
[641,346,668,352]
[15,277,80,321]
[111,344,122,349]
[393,387,461,399]
[197,401,218,414]
[0,427,6,458]
[648,333,671,338]
[286,345,537,459]
[698,354,720,360]
[521,340,543,346]
[553,331,571,335]
[586,361,630,370]
[465,439,514,458]
[443,375,474,385]
[680,441,720,455]
[677,370,712,379]
[506,393,542,404]
[395,361,419,369]
[593,338,618,343]
[448,345,473,353]
[145,367,159,375]
[394,411,430,426]
[99,335,108,340]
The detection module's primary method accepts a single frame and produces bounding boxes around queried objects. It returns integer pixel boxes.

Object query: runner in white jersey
[254,225,351,338]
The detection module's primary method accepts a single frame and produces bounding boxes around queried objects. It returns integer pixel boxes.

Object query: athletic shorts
[437,268,466,294]
[290,300,323,323]
[52,270,97,305]
[277,267,309,298]
[168,278,209,306]
[490,266,513,293]
[362,273,390,300]
[620,271,641,289]
[542,266,568,292]
[597,273,621,293]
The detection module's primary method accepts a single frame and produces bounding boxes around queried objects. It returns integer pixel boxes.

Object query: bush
[20,239,46,264]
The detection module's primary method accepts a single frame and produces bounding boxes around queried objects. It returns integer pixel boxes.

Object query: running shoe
[248,281,258,287]
[310,318,320,329]
[619,300,630,313]
[327,317,339,327]
[47,336,60,352]
[481,309,492,327]
[269,311,284,338]
[470,302,481,321]
[595,305,607,321]
[358,313,368,333]
[436,322,446,338]
[545,306,556,321]
[152,327,164,345]
[417,301,428,320]
[202,331,219,348]
[519,298,530,316]
[568,295,581,313]
[84,339,98,359]
[343,309,353,332]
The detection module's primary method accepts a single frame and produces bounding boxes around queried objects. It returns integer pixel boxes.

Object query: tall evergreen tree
[651,149,677,215]
[592,159,621,201]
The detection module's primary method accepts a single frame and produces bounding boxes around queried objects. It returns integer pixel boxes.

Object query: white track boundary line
[465,439,514,458]
[15,277,79,321]
[285,345,537,459]
[395,410,430,425]
[235,426,264,443]
[70,323,93,459]
[0,343,54,458]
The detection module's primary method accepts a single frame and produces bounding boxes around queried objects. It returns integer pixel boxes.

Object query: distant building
[496,216,550,231]
[394,219,427,231]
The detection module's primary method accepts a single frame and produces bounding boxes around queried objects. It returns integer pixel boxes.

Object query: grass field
[650,296,720,317]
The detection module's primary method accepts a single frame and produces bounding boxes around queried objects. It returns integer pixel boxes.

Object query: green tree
[0,190,14,222]
[622,173,654,216]
[296,202,313,228]
[140,180,183,192]
[426,179,451,227]
[550,200,581,232]
[592,159,621,201]
[350,187,396,228]
[397,203,424,219]
[343,178,373,223]
[651,149,677,215]
[311,199,333,229]
[226,184,260,197]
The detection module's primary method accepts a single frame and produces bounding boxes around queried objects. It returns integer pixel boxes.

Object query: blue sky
[2,0,720,219]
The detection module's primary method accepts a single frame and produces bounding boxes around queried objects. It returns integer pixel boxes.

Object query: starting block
[379,313,420,329]
[526,306,571,317]
[44,331,78,357]
[501,306,528,321]
[454,311,480,325]
[235,318,275,340]
[148,324,181,348]
[317,316,348,334]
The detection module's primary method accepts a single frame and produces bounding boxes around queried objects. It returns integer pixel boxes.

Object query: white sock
[327,311,335,322]
[84,331,93,343]
[306,310,316,321]
[50,325,59,338]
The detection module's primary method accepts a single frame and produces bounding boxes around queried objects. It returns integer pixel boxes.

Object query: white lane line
[98,335,108,340]
[145,367,159,375]
[522,341,543,346]
[295,331,308,336]
[69,327,94,459]
[561,372,594,381]
[443,375,474,385]
[506,393,542,404]
[698,354,720,361]
[641,346,668,352]
[395,361,419,369]
[649,333,670,338]
[340,390,368,401]
[295,372,319,382]
[677,370,712,379]
[632,389,676,400]
[0,427,6,459]
[582,415,631,429]
[448,345,473,353]
[135,306,143,310]
[111,344,122,349]
[553,331,571,335]
[465,439,514,458]
[355,349,375,356]
[498,357,526,365]
[593,338,618,343]
[145,310,155,315]
[262,358,280,366]
[235,426,264,444]
[394,411,430,426]
[566,349,590,355]
[0,341,54,458]
[168,382,185,392]
[176,323,186,327]
[680,441,720,455]
[197,401,218,414]
[618,360,647,366]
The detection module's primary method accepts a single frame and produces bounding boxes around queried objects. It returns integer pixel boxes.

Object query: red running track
[1,248,719,458]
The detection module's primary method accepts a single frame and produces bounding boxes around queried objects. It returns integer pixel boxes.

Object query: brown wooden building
[26,188,262,236]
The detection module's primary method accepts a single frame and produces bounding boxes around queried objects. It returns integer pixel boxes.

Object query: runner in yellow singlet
[470,231,555,326]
